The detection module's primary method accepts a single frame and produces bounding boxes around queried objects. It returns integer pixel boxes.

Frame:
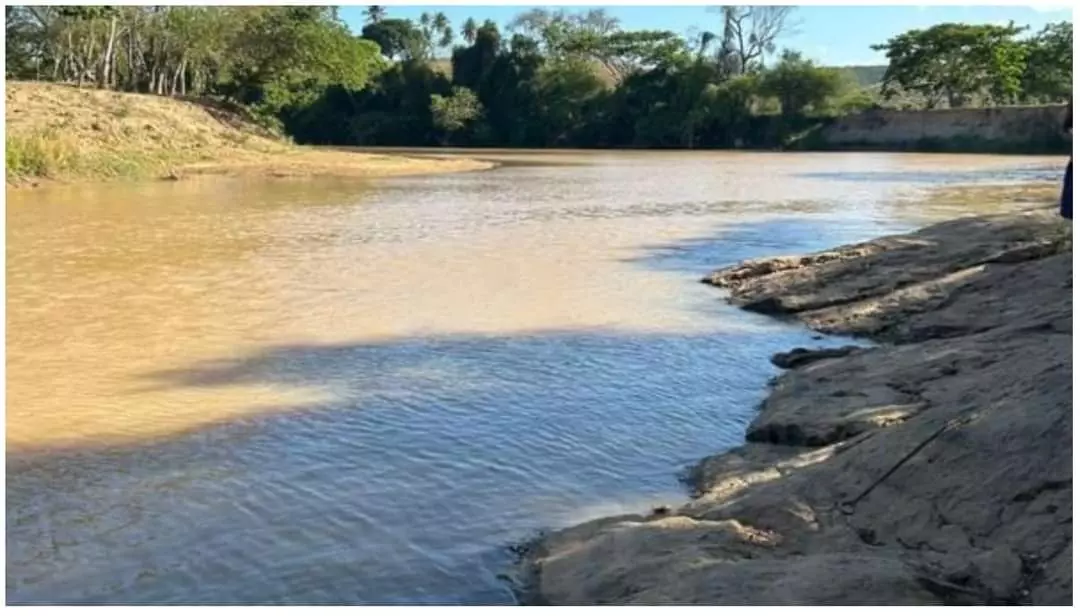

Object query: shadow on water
[626,215,914,276]
[3,216,899,606]
[7,329,831,605]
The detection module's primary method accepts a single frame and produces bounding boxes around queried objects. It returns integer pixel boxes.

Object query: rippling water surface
[6,151,1063,604]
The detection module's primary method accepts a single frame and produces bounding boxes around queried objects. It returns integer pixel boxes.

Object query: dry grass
[5,81,492,186]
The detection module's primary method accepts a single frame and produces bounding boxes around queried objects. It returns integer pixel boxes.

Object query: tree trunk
[99,16,118,89]
[947,89,962,109]
[111,39,122,90]
[83,21,96,88]
[66,30,78,85]
[127,27,136,90]
[171,59,184,96]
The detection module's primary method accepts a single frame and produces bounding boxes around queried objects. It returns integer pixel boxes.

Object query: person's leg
[1062,158,1073,220]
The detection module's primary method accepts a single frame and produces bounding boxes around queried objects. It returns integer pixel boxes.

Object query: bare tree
[708,6,797,75]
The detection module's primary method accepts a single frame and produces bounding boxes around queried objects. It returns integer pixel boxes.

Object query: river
[5,151,1064,604]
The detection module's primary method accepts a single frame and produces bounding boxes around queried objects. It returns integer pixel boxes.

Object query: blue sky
[339,5,1073,66]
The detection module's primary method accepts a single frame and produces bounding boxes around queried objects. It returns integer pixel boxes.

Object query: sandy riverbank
[5,82,493,188]
[519,206,1072,605]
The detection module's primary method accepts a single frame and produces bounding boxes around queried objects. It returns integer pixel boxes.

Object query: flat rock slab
[521,210,1072,605]
[706,208,1071,343]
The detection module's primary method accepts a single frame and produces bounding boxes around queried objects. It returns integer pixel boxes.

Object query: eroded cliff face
[521,208,1072,605]
[819,105,1069,153]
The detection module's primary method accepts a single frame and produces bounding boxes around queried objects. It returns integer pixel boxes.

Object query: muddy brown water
[5,151,1065,604]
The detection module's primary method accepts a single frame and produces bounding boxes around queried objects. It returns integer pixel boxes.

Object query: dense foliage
[874,21,1073,108]
[283,6,851,148]
[6,6,1073,149]
[4,6,384,126]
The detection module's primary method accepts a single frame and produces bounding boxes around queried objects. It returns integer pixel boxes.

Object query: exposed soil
[5,81,492,187]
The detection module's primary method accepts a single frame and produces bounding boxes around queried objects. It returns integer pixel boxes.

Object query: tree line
[5,6,1073,149]
[5,7,381,117]
[874,20,1072,108]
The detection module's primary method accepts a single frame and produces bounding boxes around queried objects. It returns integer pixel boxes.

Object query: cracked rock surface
[519,209,1072,605]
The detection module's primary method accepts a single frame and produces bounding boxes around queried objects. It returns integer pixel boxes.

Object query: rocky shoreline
[518,207,1072,605]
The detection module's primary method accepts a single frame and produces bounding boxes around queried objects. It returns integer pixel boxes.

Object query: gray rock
[770,345,862,369]
[521,209,1072,605]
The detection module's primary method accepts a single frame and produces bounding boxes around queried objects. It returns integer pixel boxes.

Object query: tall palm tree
[433,12,453,49]
[461,17,478,45]
[364,5,385,25]
[697,31,716,62]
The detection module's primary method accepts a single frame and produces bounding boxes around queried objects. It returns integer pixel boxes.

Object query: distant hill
[429,58,453,77]
[835,65,888,87]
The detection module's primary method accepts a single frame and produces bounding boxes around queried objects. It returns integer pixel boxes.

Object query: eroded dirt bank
[6,81,493,187]
[520,207,1072,605]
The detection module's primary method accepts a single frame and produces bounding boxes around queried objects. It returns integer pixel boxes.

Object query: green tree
[873,22,1029,108]
[759,50,844,117]
[708,72,761,144]
[450,19,501,93]
[47,6,122,88]
[507,8,686,84]
[451,23,548,146]
[461,17,478,45]
[1020,21,1072,103]
[508,8,617,59]
[224,7,383,121]
[822,69,876,115]
[361,18,426,61]
[672,61,722,147]
[532,58,606,145]
[364,6,385,25]
[430,85,482,144]
[5,6,46,79]
[580,29,688,82]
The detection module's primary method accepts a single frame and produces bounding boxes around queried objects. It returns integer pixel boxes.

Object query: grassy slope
[5,81,491,186]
